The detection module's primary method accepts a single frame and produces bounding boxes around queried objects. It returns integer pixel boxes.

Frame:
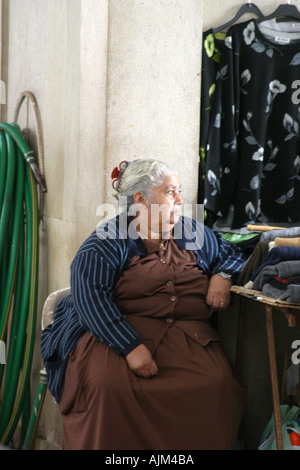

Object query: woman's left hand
[206,274,232,313]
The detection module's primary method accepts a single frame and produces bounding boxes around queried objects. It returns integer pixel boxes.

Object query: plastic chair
[41,287,71,330]
[23,287,71,449]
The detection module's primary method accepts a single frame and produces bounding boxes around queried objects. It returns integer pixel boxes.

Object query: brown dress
[59,237,245,450]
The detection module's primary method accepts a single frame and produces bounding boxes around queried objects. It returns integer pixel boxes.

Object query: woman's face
[133,174,183,236]
[150,174,183,226]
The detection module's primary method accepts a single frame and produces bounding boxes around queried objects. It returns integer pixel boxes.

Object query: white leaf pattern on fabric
[246,136,257,145]
[252,149,264,161]
[284,113,294,129]
[251,42,266,53]
[241,69,251,86]
[269,80,286,94]
[243,22,255,45]
[207,170,220,197]
[291,156,300,181]
[290,53,300,65]
[250,175,259,190]
[245,201,255,218]
[276,187,295,204]
[283,113,300,141]
[266,80,287,114]
[216,64,228,80]
[214,113,221,128]
[225,35,232,49]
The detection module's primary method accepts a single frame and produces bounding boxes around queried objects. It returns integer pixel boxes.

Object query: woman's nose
[176,192,183,204]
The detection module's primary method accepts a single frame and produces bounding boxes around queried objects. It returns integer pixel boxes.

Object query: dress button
[166,281,172,286]
[166,318,173,323]
[160,259,166,263]
[194,333,199,339]
[170,296,176,301]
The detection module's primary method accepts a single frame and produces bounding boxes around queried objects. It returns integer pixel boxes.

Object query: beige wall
[1,0,109,449]
[1,0,297,450]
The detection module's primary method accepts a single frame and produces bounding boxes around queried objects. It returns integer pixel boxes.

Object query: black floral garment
[204,19,300,230]
[198,29,226,204]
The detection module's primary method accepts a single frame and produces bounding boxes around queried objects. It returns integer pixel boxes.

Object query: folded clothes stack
[237,227,300,304]
[252,259,300,303]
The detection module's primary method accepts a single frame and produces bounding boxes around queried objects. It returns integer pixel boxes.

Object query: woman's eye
[166,189,182,197]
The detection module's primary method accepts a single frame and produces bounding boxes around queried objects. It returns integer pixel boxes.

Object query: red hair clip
[111,161,129,191]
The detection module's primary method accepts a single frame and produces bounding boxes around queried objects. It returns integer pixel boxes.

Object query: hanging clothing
[59,236,245,450]
[204,19,300,230]
[198,29,226,205]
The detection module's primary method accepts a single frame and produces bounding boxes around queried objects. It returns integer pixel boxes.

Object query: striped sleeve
[202,226,246,281]
[71,242,142,357]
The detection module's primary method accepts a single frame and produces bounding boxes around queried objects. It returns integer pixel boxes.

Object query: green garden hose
[22,369,47,449]
[0,121,45,447]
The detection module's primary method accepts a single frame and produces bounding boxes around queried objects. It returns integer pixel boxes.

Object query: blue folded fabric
[251,246,300,281]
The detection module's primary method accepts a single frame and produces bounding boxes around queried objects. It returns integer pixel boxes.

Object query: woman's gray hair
[115,159,178,212]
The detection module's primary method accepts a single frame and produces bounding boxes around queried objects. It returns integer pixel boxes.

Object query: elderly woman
[41,159,246,450]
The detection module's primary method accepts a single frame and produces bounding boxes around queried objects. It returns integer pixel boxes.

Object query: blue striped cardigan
[41,215,246,402]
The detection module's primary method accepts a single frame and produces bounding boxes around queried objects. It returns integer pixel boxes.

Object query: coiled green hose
[0,122,40,447]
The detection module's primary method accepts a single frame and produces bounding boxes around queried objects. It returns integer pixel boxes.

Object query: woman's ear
[133,191,146,205]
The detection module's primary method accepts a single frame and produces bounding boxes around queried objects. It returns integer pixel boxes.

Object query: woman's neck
[130,214,173,243]
[144,227,173,243]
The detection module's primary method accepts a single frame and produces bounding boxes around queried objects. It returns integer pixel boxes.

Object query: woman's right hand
[126,344,158,378]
